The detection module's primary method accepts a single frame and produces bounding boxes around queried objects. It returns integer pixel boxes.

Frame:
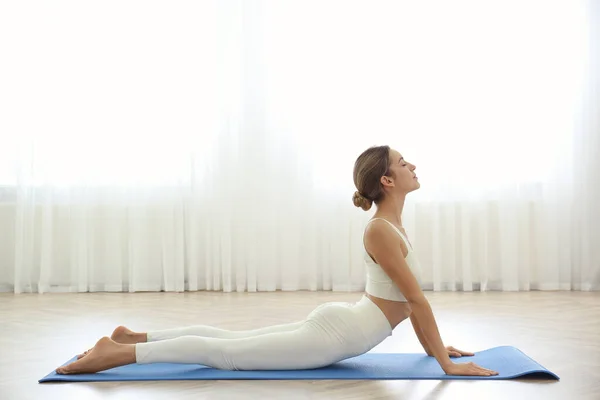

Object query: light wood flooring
[1,290,598,400]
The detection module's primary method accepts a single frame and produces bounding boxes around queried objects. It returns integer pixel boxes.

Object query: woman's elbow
[406,293,428,308]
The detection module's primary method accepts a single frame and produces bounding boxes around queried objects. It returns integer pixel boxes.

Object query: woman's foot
[57,337,136,375]
[77,326,146,359]
[110,325,147,345]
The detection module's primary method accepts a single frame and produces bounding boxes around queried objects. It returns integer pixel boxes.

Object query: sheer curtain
[0,0,597,294]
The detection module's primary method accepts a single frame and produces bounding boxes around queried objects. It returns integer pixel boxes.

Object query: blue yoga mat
[39,346,558,383]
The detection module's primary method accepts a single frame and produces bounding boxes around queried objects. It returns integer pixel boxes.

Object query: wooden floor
[1,290,598,400]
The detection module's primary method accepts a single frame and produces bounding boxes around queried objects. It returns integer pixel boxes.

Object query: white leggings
[135,295,392,370]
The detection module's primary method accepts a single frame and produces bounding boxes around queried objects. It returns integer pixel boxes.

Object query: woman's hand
[445,346,474,358]
[444,361,499,377]
[426,346,474,358]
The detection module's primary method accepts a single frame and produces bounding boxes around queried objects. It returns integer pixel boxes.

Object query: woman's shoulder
[364,219,409,257]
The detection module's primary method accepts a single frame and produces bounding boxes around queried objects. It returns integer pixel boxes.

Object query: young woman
[56,145,497,377]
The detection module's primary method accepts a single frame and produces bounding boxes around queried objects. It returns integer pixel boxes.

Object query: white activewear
[364,218,422,301]
[134,217,417,370]
[135,295,392,370]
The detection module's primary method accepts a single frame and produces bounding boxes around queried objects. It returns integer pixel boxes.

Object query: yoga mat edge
[39,345,559,383]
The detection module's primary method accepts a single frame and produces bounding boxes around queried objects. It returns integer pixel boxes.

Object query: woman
[56,145,497,377]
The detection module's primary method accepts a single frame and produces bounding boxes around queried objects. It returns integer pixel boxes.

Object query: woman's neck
[374,193,406,227]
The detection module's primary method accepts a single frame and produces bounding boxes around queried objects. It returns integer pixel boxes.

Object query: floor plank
[1,291,598,400]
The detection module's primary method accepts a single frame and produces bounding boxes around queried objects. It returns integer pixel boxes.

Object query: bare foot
[57,337,135,375]
[76,348,94,360]
[110,325,147,345]
[77,326,146,359]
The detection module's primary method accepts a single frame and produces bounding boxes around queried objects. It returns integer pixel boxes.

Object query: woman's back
[363,217,419,328]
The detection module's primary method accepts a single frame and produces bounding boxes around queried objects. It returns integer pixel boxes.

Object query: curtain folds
[0,0,597,293]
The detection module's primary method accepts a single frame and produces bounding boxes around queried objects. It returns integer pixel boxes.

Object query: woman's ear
[380,175,394,188]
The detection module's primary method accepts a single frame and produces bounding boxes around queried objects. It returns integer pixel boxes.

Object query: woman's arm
[411,312,473,358]
[405,297,452,369]
[364,220,496,376]
[364,220,452,370]
[410,313,433,356]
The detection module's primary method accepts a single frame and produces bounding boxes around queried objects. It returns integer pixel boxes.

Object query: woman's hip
[306,295,393,352]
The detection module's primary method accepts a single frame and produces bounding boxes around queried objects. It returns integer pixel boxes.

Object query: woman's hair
[352,145,391,211]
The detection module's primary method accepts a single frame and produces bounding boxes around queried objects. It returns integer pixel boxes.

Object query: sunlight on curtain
[0,0,584,192]
[263,0,584,200]
[0,0,220,188]
[0,0,596,293]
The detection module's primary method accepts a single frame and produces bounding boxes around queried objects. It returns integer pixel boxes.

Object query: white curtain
[0,0,597,294]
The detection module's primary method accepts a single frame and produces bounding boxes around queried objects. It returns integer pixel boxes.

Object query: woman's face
[384,149,419,194]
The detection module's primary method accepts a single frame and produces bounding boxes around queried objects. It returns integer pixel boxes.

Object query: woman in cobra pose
[57,145,497,377]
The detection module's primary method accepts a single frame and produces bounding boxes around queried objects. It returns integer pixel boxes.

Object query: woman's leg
[57,317,363,374]
[145,320,306,341]
[57,298,392,374]
[136,322,347,370]
[77,321,306,359]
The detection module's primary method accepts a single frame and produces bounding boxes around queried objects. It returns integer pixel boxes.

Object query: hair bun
[352,191,373,211]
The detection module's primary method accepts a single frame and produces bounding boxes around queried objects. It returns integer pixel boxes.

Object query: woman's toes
[76,348,93,359]
[58,336,135,374]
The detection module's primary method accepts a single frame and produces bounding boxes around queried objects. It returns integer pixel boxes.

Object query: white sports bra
[364,218,422,302]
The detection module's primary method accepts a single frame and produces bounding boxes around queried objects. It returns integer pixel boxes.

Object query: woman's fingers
[445,362,499,376]
[472,367,491,376]
[475,364,498,375]
[450,346,474,356]
[476,367,498,376]
[468,362,498,376]
[446,346,474,356]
